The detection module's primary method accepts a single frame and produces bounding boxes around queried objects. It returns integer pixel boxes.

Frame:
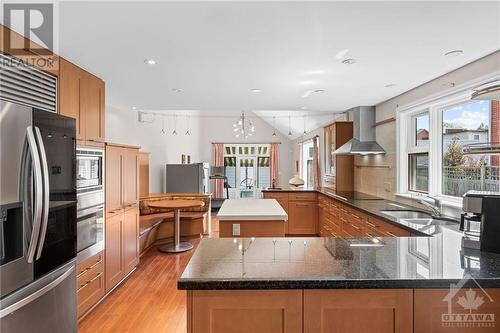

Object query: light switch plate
[384,182,391,192]
[232,223,240,236]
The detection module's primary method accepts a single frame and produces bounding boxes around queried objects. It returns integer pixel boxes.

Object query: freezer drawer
[0,260,77,333]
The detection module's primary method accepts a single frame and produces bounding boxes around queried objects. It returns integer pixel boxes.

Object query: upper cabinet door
[82,73,105,142]
[122,148,139,207]
[59,58,85,140]
[105,145,123,214]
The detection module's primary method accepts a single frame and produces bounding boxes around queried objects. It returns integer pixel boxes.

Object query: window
[301,140,316,187]
[398,88,499,206]
[441,100,498,197]
[223,144,270,198]
[408,153,429,193]
[257,157,270,189]
[414,113,429,147]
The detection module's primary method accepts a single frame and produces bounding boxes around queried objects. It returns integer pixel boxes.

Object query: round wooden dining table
[148,199,205,253]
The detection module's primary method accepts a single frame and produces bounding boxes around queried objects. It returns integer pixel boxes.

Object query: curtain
[212,143,224,198]
[269,143,279,186]
[312,136,321,188]
[297,143,303,177]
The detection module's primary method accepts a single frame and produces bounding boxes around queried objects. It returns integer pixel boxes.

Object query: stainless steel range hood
[334,106,386,155]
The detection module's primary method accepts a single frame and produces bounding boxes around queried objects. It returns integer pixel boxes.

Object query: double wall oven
[76,148,105,262]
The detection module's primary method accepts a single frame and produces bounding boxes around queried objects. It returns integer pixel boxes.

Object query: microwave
[76,148,104,192]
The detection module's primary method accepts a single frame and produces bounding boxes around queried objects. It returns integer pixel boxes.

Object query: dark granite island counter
[179,230,500,332]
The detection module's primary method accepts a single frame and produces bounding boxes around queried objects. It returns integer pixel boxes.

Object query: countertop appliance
[76,148,104,263]
[165,163,209,194]
[461,190,500,253]
[0,100,77,332]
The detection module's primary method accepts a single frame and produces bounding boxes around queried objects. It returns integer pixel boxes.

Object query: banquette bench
[139,193,211,256]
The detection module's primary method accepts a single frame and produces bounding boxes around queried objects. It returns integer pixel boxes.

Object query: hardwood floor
[78,216,219,333]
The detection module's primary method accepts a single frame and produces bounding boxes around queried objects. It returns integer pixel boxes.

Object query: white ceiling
[15,1,500,136]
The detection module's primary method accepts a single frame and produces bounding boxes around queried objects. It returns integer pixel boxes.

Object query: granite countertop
[217,199,288,221]
[179,189,500,290]
[179,232,500,290]
[263,187,459,236]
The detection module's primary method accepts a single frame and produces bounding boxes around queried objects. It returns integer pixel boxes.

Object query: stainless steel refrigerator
[0,100,77,333]
[165,162,209,194]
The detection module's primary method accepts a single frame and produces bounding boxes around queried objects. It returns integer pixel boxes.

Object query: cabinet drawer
[288,192,317,201]
[367,216,410,236]
[77,259,103,288]
[77,252,103,276]
[77,272,105,318]
[263,192,289,201]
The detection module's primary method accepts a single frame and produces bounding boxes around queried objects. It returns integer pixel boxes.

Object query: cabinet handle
[77,273,102,292]
[365,232,373,237]
[386,231,396,237]
[366,221,378,228]
[77,259,102,277]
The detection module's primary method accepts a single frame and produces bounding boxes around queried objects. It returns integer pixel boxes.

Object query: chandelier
[233,112,255,138]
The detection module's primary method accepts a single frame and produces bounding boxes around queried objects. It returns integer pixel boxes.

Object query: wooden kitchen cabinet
[59,58,84,138]
[188,290,302,333]
[288,201,317,235]
[304,289,413,333]
[105,212,123,291]
[82,71,105,142]
[59,58,105,142]
[323,122,354,191]
[105,143,140,292]
[414,289,500,333]
[123,207,139,274]
[77,252,105,319]
[122,148,139,207]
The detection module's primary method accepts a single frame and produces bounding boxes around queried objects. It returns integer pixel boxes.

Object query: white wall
[106,107,294,193]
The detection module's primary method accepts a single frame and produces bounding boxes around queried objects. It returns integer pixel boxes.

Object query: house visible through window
[441,100,498,197]
[399,94,499,205]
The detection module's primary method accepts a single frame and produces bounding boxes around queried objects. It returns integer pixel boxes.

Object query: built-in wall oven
[76,148,104,262]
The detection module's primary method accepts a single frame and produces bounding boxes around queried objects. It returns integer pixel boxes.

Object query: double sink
[379,206,459,235]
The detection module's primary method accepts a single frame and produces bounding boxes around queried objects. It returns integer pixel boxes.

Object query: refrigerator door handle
[34,126,50,260]
[20,126,44,263]
[0,265,74,319]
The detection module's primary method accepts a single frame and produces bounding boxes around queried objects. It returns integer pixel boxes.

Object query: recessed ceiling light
[442,82,456,88]
[132,106,137,110]
[250,89,262,93]
[305,70,325,75]
[172,88,183,93]
[144,59,157,65]
[300,106,308,110]
[444,50,463,57]
[341,58,356,65]
[384,84,396,88]
[335,49,350,60]
[312,89,325,94]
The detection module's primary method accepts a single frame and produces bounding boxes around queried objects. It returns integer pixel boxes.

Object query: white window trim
[395,72,500,209]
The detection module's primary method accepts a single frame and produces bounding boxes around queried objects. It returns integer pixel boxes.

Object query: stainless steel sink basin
[379,210,432,219]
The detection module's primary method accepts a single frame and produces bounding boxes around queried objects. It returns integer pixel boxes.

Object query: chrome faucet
[418,196,442,217]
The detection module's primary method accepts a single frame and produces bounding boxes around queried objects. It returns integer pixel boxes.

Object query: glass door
[237,156,257,198]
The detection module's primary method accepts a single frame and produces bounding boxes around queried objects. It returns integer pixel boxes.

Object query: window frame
[395,77,497,208]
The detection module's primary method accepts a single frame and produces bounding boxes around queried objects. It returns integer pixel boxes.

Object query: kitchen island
[216,199,288,237]
[180,192,500,333]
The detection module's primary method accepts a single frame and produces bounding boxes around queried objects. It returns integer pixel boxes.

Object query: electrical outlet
[384,182,391,192]
[232,223,240,236]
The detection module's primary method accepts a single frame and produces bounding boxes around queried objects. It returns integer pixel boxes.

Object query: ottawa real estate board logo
[2,2,58,71]
[442,275,495,329]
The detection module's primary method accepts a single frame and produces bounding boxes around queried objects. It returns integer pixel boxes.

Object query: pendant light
[172,114,177,135]
[272,116,277,137]
[161,115,166,134]
[233,112,255,139]
[185,115,190,136]
[288,114,292,136]
[303,114,307,135]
